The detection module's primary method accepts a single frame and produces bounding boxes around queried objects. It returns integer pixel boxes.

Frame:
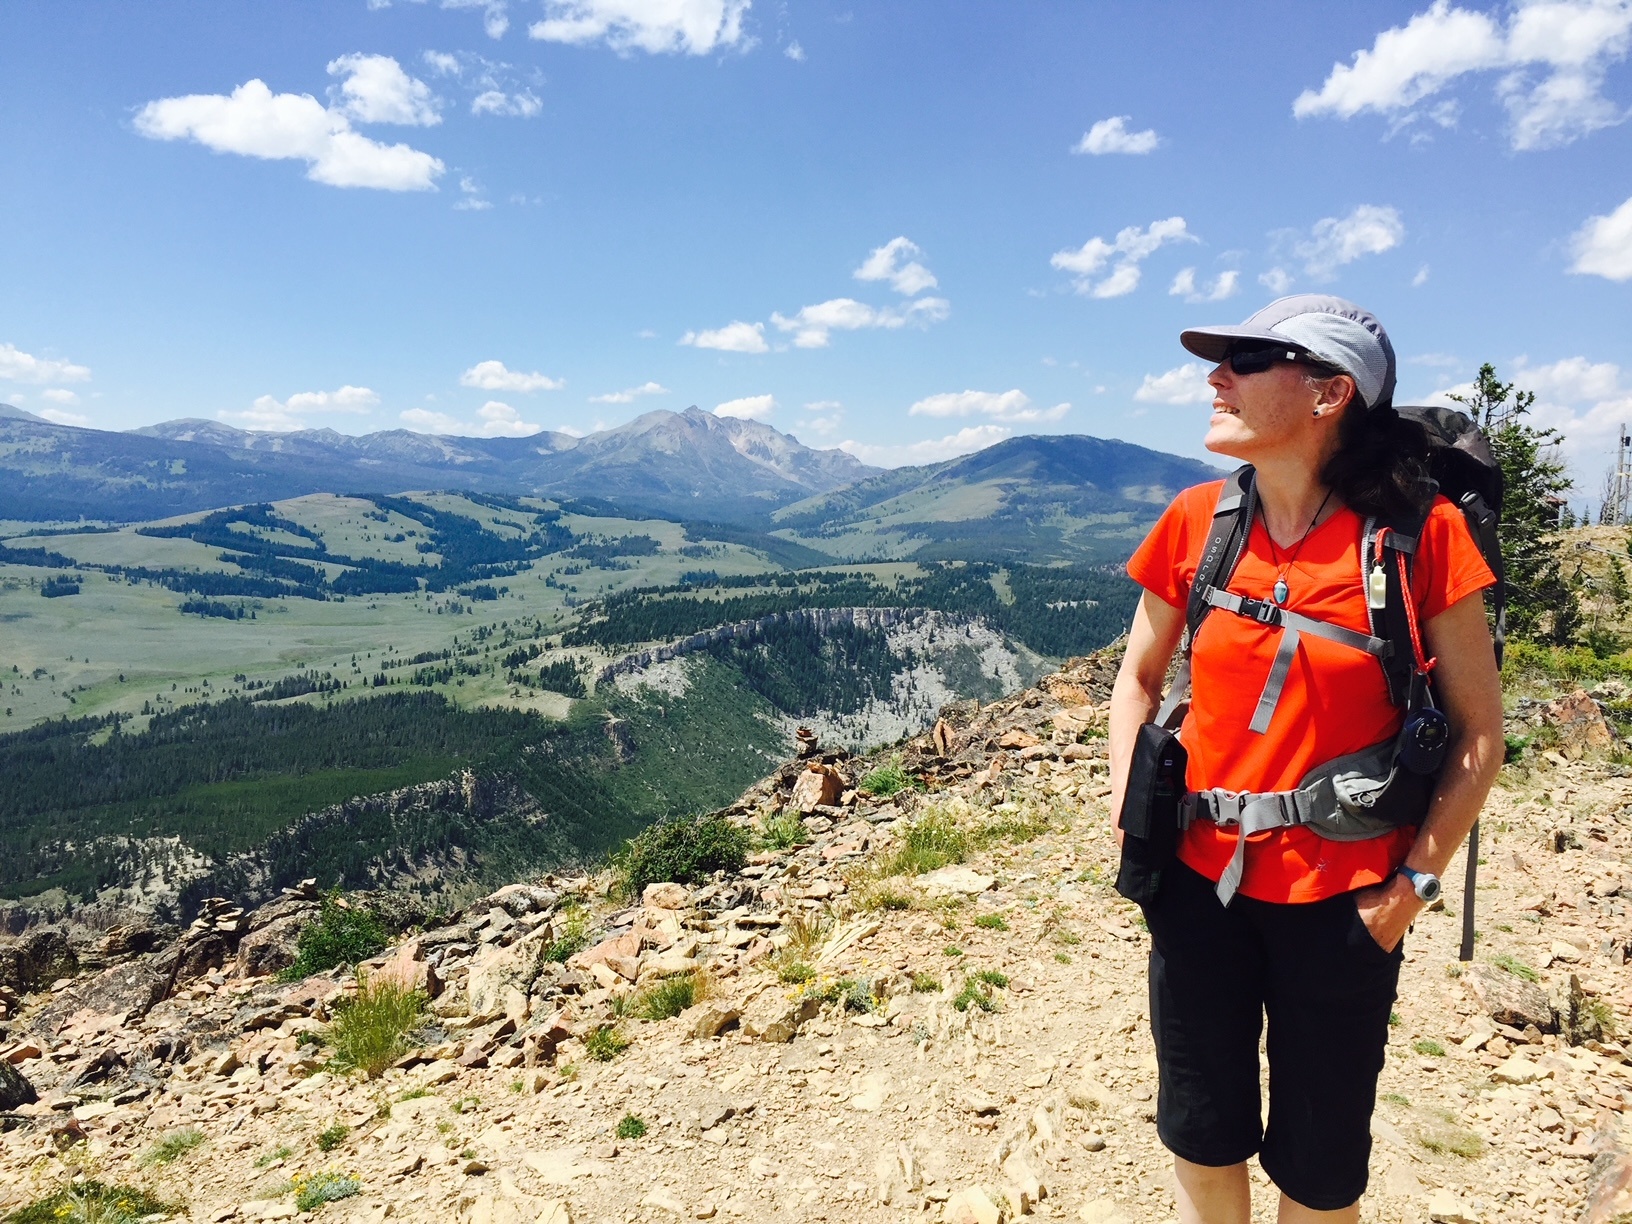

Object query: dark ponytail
[1322,401,1435,520]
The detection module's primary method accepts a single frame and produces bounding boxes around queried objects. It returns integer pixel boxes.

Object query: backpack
[1180,405,1504,955]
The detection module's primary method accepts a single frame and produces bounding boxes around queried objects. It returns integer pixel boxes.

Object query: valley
[0,413,1188,915]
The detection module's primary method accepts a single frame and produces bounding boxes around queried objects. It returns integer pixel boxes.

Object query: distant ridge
[0,407,877,524]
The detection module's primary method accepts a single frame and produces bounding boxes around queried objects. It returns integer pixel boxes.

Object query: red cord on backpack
[1376,529,1436,677]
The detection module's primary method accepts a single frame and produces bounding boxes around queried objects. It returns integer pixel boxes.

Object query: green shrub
[859,755,922,797]
[254,1144,294,1168]
[1413,1038,1446,1057]
[953,980,998,1013]
[1503,734,1532,763]
[327,972,427,1079]
[885,807,968,876]
[973,913,1009,931]
[757,810,809,850]
[1053,951,1071,964]
[5,1182,174,1224]
[543,903,590,963]
[630,973,703,1021]
[293,1171,361,1212]
[615,1114,647,1140]
[140,1126,203,1166]
[614,813,750,897]
[972,968,1009,988]
[778,960,815,985]
[315,1122,350,1152]
[1491,953,1540,983]
[584,1025,629,1062]
[807,976,876,1013]
[911,972,941,992]
[281,895,388,980]
[942,945,964,957]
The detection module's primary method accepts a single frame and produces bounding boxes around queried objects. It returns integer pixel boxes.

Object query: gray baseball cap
[1180,294,1396,410]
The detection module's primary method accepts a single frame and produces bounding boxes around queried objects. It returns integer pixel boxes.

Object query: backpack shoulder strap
[1364,503,1432,710]
[1157,467,1256,729]
[1186,466,1257,643]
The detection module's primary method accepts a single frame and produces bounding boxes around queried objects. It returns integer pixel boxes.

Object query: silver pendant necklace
[1264,488,1334,605]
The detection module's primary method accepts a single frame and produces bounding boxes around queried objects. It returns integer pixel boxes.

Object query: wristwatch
[1396,865,1442,903]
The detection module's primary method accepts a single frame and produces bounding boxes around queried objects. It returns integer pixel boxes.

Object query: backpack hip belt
[1183,735,1434,904]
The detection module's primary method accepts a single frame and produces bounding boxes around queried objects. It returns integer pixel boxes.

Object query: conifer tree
[1449,364,1577,643]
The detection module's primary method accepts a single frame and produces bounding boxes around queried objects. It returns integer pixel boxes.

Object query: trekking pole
[1458,819,1478,961]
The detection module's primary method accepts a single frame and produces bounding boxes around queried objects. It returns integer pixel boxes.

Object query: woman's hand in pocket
[1353,874,1424,953]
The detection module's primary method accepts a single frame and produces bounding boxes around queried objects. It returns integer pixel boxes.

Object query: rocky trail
[3,648,1632,1224]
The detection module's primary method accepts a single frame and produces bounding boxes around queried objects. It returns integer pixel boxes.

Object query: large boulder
[1539,688,1615,757]
[1466,963,1557,1032]
[236,914,308,978]
[0,927,76,994]
[0,1061,36,1110]
[35,961,170,1033]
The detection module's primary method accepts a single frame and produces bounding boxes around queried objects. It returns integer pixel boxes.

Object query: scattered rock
[942,1186,1002,1224]
[1538,688,1614,755]
[1427,1187,1482,1223]
[739,991,820,1043]
[916,867,996,897]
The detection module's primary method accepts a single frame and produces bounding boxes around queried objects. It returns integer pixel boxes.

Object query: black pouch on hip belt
[1113,722,1188,907]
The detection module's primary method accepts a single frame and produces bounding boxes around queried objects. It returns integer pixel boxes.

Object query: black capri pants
[1142,861,1404,1211]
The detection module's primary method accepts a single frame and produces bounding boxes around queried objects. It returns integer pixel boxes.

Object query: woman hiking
[1108,295,1504,1224]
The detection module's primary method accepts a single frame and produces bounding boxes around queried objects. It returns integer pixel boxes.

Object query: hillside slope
[1,651,1628,1224]
[772,434,1223,563]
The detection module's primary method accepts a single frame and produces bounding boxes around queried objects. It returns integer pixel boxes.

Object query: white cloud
[227,384,380,431]
[459,359,563,391]
[441,0,511,39]
[769,296,949,348]
[454,175,493,210]
[397,400,543,436]
[423,51,463,75]
[1073,115,1160,155]
[907,389,1070,424]
[472,88,542,116]
[798,399,843,435]
[589,380,669,404]
[715,393,776,420]
[0,343,91,384]
[40,388,79,404]
[1515,355,1622,401]
[1570,194,1632,280]
[1168,267,1240,303]
[680,320,769,353]
[853,236,938,295]
[802,399,842,412]
[400,407,465,433]
[326,53,441,125]
[1050,216,1196,297]
[1413,264,1432,286]
[1259,266,1294,293]
[1135,363,1216,405]
[529,0,752,55]
[476,400,542,436]
[785,41,805,61]
[839,424,1011,468]
[1294,0,1632,151]
[133,76,445,191]
[373,0,511,37]
[37,406,90,427]
[1289,204,1406,279]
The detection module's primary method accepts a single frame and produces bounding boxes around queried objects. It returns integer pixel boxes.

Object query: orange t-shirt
[1127,482,1495,903]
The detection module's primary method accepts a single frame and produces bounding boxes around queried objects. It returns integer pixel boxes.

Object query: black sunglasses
[1225,345,1343,378]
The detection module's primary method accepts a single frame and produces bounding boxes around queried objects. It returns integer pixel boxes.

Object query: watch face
[1419,876,1442,902]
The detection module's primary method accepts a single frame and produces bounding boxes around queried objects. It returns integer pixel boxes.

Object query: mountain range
[0,404,1221,561]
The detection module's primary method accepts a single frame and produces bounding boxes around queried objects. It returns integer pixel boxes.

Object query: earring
[1311,409,1323,417]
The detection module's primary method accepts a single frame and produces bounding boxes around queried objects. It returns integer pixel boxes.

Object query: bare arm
[1357,591,1505,949]
[1108,590,1187,847]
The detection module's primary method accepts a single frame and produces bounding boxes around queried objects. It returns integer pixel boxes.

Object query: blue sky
[1,0,1629,486]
